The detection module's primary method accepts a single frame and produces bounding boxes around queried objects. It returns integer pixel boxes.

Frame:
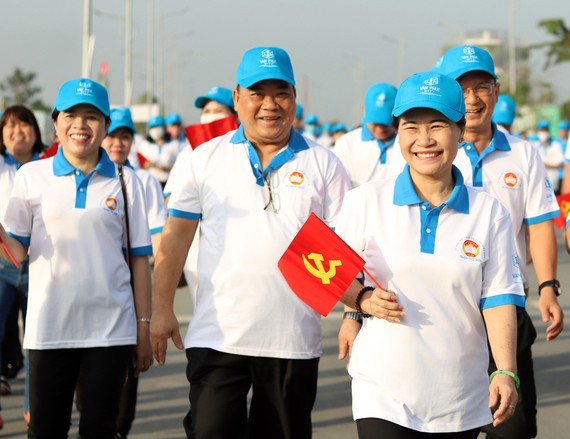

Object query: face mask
[148,126,165,141]
[200,113,227,124]
[537,131,550,143]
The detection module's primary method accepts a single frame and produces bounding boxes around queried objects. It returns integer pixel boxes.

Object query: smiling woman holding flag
[335,72,525,438]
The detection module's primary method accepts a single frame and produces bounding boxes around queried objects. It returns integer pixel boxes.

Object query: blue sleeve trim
[7,232,30,247]
[163,191,171,198]
[150,226,164,235]
[480,294,526,311]
[169,208,201,220]
[524,211,559,225]
[131,245,153,256]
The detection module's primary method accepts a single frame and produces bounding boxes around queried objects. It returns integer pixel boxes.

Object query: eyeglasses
[462,83,495,98]
[263,176,279,213]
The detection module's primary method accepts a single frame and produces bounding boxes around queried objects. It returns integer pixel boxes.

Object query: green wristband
[490,370,520,389]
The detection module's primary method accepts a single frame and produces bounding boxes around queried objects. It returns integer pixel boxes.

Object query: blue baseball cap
[148,115,165,128]
[492,95,516,126]
[392,72,465,123]
[322,122,332,132]
[165,113,182,125]
[433,45,498,81]
[53,78,110,116]
[296,103,304,119]
[536,120,550,130]
[363,82,398,125]
[305,113,319,125]
[237,46,295,88]
[194,87,234,110]
[558,120,570,130]
[331,123,347,134]
[108,107,135,134]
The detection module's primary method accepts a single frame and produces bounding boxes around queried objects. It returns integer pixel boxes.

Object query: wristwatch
[538,279,560,296]
[343,311,363,324]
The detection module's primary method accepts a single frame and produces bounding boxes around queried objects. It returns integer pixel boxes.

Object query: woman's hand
[489,373,519,427]
[134,322,153,377]
[361,288,406,323]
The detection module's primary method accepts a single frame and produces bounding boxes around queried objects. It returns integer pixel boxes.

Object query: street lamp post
[82,0,93,78]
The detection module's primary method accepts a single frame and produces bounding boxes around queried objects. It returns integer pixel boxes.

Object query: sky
[1,0,569,129]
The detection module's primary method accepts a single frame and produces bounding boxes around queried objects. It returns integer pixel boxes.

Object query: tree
[0,68,50,111]
[529,19,570,68]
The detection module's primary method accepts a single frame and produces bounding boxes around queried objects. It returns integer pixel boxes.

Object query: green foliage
[0,67,50,111]
[529,18,570,68]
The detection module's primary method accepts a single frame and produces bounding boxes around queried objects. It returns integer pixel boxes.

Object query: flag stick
[362,267,384,291]
[0,235,21,269]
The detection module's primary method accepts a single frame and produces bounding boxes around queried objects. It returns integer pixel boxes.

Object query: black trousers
[183,347,319,439]
[28,346,132,439]
[482,310,537,439]
[357,418,480,439]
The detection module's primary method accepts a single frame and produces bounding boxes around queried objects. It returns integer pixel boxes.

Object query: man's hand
[150,309,184,365]
[489,373,519,427]
[338,318,362,361]
[538,290,564,341]
[361,288,406,323]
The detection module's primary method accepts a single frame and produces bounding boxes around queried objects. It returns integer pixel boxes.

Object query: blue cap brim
[238,73,295,89]
[393,99,464,123]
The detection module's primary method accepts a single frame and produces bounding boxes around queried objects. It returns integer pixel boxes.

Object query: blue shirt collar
[230,125,309,152]
[393,164,470,214]
[53,146,116,177]
[5,151,40,169]
[230,125,309,186]
[460,122,511,153]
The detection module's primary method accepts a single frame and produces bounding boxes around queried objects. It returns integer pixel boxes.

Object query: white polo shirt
[168,126,351,359]
[0,154,17,221]
[334,126,397,187]
[163,145,193,198]
[389,125,559,283]
[336,166,525,433]
[137,138,180,183]
[4,147,152,350]
[128,164,167,236]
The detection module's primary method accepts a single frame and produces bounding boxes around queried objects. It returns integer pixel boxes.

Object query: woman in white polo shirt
[335,72,524,438]
[0,78,153,438]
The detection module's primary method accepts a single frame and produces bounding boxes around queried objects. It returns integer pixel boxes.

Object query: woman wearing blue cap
[0,78,153,438]
[335,72,523,438]
[0,105,45,429]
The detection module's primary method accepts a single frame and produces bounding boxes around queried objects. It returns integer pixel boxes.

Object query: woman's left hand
[489,373,519,427]
[135,323,154,377]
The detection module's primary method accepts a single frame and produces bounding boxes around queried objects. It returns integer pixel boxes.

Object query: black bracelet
[538,279,560,296]
[355,286,374,318]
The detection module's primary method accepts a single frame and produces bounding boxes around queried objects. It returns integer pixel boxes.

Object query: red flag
[554,193,570,229]
[41,142,59,159]
[278,213,366,316]
[137,152,149,168]
[185,115,239,149]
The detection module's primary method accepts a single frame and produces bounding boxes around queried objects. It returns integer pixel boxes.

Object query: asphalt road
[1,234,569,438]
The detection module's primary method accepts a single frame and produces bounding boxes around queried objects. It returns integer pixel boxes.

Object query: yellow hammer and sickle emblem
[561,200,570,219]
[302,253,342,285]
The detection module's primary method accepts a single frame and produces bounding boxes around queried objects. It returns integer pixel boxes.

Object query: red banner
[554,193,570,229]
[185,115,239,149]
[278,213,365,316]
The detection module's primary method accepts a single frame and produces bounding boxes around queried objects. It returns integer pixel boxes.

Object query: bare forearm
[340,279,364,310]
[132,255,152,319]
[483,305,518,372]
[153,218,197,312]
[528,221,557,284]
[0,233,28,263]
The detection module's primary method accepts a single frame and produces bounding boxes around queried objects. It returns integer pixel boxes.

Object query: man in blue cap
[151,46,350,438]
[492,94,517,134]
[334,82,398,187]
[533,120,564,194]
[434,45,564,439]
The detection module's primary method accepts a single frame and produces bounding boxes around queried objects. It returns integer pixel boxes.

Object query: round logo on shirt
[105,197,118,211]
[289,171,305,186]
[502,171,519,188]
[462,239,480,258]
